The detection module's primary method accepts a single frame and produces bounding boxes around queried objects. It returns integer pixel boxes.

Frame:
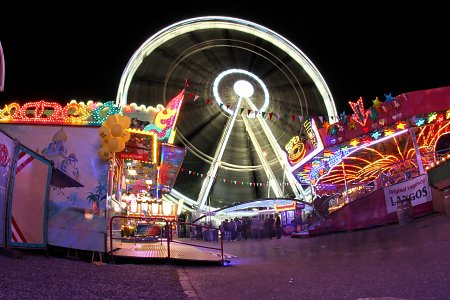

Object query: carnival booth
[0,89,187,254]
[284,86,450,234]
[274,201,305,234]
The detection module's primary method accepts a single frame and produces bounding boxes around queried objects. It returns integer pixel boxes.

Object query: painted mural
[0,124,108,252]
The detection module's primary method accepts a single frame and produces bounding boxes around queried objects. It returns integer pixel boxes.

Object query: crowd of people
[218,214,283,241]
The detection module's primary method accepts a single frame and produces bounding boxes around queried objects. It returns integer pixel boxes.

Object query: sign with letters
[383,175,432,213]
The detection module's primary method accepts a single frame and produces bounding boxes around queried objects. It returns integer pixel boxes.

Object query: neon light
[384,128,395,136]
[396,121,407,130]
[288,118,324,172]
[0,95,182,145]
[213,69,269,117]
[274,201,296,212]
[143,89,184,141]
[349,139,360,147]
[372,131,381,139]
[349,97,369,126]
[427,112,437,123]
[312,129,408,186]
[91,101,122,124]
[304,119,318,148]
[415,117,425,126]
[285,136,306,164]
[116,16,338,121]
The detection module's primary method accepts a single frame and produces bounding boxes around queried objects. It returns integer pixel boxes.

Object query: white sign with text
[384,175,432,213]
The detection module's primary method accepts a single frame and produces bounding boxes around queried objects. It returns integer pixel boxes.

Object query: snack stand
[0,89,187,255]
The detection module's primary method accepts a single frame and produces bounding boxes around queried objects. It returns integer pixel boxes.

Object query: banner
[159,144,187,193]
[384,175,432,213]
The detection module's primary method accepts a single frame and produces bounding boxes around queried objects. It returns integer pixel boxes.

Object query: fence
[108,216,224,263]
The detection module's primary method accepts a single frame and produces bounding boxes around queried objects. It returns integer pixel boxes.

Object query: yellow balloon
[98,126,111,140]
[105,115,118,128]
[107,137,119,152]
[116,140,126,152]
[98,147,110,161]
[101,136,112,148]
[120,129,131,142]
[118,115,131,129]
[111,124,123,137]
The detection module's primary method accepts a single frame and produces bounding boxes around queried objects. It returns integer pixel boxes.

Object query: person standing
[265,215,275,239]
[275,214,282,239]
[235,218,243,241]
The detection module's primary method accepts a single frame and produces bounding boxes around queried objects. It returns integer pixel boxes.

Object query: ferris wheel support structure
[196,97,244,210]
[244,98,307,200]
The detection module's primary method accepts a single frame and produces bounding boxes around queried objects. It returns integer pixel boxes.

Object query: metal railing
[108,216,225,264]
[109,216,169,263]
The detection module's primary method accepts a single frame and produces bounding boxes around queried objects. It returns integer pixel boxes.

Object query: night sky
[0,1,449,114]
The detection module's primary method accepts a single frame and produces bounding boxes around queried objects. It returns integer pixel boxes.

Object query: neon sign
[285,136,306,164]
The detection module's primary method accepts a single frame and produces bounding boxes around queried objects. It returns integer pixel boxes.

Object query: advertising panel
[384,175,432,213]
[159,144,187,193]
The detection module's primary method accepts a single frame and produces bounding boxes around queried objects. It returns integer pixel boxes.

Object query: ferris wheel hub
[234,80,254,98]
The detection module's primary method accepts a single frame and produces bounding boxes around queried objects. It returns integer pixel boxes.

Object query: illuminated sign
[158,144,187,193]
[274,201,296,212]
[303,119,318,148]
[287,118,324,172]
[274,201,305,212]
[285,136,306,164]
[116,132,157,162]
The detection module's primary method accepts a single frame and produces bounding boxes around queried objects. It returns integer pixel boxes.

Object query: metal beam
[241,110,283,197]
[243,98,307,200]
[196,97,243,210]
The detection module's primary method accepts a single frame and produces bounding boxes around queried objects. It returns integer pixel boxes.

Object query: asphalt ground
[181,212,450,300]
[1,212,449,300]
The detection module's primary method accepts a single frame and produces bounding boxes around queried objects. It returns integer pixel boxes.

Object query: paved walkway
[1,212,449,299]
[181,212,450,300]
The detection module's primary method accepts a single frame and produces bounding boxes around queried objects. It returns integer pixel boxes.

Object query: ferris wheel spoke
[196,97,243,209]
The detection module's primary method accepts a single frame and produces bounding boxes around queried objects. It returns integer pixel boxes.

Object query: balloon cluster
[98,114,131,161]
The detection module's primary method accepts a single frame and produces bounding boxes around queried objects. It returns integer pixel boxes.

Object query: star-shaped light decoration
[384,93,395,103]
[415,117,425,126]
[349,97,370,126]
[427,112,437,123]
[349,138,360,147]
[372,130,382,139]
[340,144,349,151]
[372,97,382,109]
[384,128,395,136]
[446,109,450,120]
[361,137,372,144]
[436,114,444,123]
[396,121,407,129]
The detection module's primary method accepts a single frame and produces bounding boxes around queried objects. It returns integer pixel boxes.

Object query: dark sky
[0,0,449,113]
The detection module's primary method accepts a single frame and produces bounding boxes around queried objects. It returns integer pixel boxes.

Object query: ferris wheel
[116,16,338,210]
